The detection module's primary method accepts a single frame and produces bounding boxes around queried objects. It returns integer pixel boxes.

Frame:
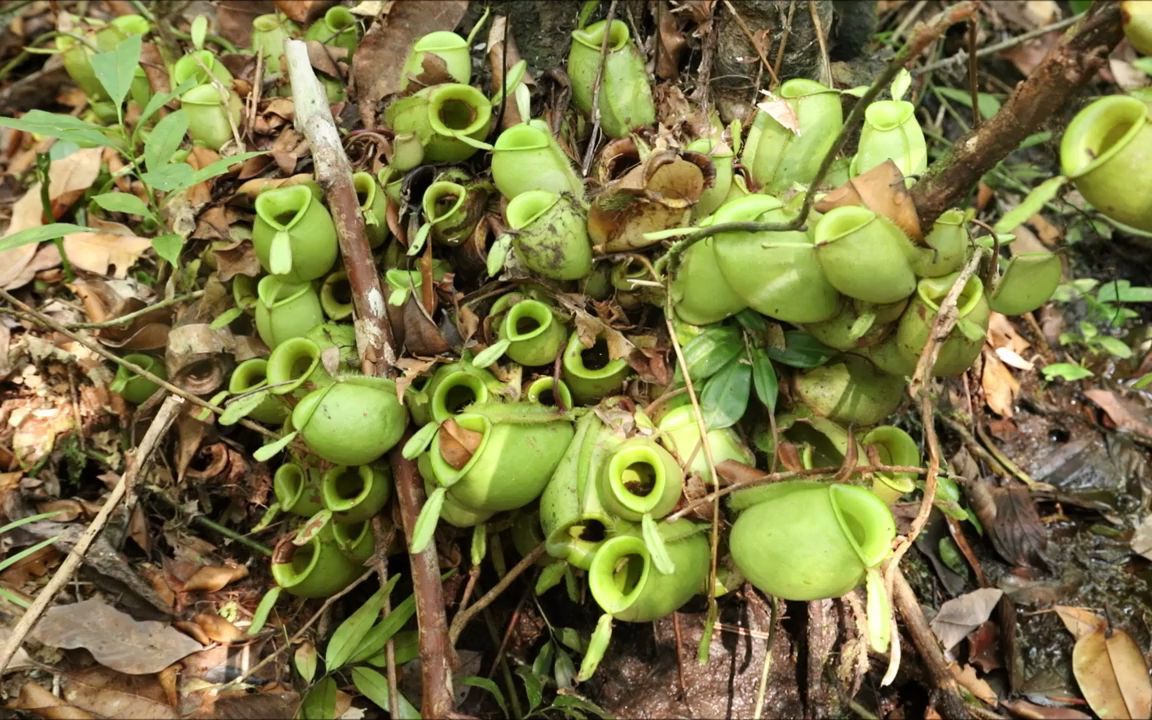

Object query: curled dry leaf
[930,588,1004,651]
[1072,624,1152,720]
[70,278,172,351]
[1054,606,1107,641]
[1001,698,1092,719]
[62,666,178,720]
[440,418,484,470]
[815,160,922,241]
[981,348,1020,418]
[181,562,249,593]
[948,662,998,705]
[193,613,244,644]
[31,598,204,675]
[588,150,707,253]
[275,0,333,24]
[62,232,153,279]
[1083,390,1152,444]
[16,682,96,719]
[165,323,237,397]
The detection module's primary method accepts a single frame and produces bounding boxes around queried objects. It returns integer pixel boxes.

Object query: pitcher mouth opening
[588,535,650,615]
[1060,96,1148,180]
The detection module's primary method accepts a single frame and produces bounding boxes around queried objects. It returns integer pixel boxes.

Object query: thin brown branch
[911,1,1124,227]
[284,40,455,718]
[0,395,184,674]
[448,543,546,647]
[581,0,620,177]
[892,567,972,720]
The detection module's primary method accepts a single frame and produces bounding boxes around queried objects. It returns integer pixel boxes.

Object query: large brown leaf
[1072,625,1152,719]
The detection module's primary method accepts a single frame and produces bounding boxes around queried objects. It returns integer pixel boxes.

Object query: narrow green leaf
[749,346,778,413]
[766,331,835,368]
[554,648,576,690]
[889,68,912,102]
[402,422,439,459]
[535,561,566,595]
[0,510,63,536]
[576,613,613,683]
[294,509,332,545]
[641,513,675,575]
[90,34,142,110]
[516,664,545,713]
[0,111,119,149]
[680,326,743,384]
[190,16,208,50]
[1041,362,1094,382]
[934,85,1001,120]
[294,642,318,683]
[152,233,184,267]
[699,359,751,430]
[993,176,1068,233]
[532,640,555,678]
[471,523,487,566]
[460,675,509,718]
[0,587,30,609]
[0,535,59,574]
[1095,336,1134,359]
[91,192,152,218]
[346,590,417,665]
[407,222,431,256]
[219,389,269,426]
[0,223,92,253]
[364,630,420,667]
[410,487,445,553]
[487,234,512,276]
[351,667,421,719]
[253,431,297,461]
[145,110,189,173]
[1098,281,1152,303]
[300,677,337,720]
[210,306,245,330]
[326,576,399,670]
[472,338,511,368]
[139,164,195,193]
[247,586,280,636]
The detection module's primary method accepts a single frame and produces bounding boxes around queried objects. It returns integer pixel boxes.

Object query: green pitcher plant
[228,358,290,424]
[654,402,754,484]
[561,329,631,404]
[320,464,393,524]
[274,461,325,517]
[851,99,928,179]
[171,50,233,88]
[265,336,333,396]
[109,353,165,404]
[251,13,298,79]
[271,524,359,598]
[728,481,896,601]
[252,184,339,282]
[304,6,360,53]
[814,205,919,305]
[491,120,585,200]
[292,375,409,466]
[860,425,920,503]
[401,31,473,90]
[494,297,569,367]
[352,172,388,248]
[793,354,906,426]
[568,20,656,138]
[504,190,594,280]
[180,83,242,151]
[741,78,843,193]
[894,272,991,377]
[254,276,325,349]
[384,83,494,162]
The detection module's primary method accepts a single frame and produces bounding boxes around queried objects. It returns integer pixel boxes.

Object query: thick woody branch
[911,2,1124,227]
[284,40,456,718]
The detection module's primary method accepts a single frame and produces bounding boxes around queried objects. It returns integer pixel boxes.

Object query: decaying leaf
[181,562,249,593]
[32,598,203,675]
[1083,390,1152,444]
[1054,606,1107,641]
[440,418,483,470]
[1072,624,1152,719]
[815,160,923,241]
[274,0,333,23]
[62,666,178,720]
[16,682,96,719]
[1131,515,1152,561]
[756,96,801,134]
[930,588,1004,652]
[981,348,1020,418]
[61,232,153,278]
[948,662,998,705]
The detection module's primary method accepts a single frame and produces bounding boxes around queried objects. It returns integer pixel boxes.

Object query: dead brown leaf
[1054,606,1107,641]
[815,160,922,241]
[981,348,1020,418]
[275,0,333,23]
[949,662,998,705]
[32,598,203,675]
[63,666,177,720]
[1001,699,1092,719]
[61,232,153,278]
[930,588,1004,651]
[182,562,249,593]
[352,0,469,126]
[440,418,483,470]
[0,147,103,289]
[588,153,704,253]
[1083,389,1152,443]
[16,682,95,719]
[656,2,689,81]
[1072,625,1152,719]
[193,613,244,644]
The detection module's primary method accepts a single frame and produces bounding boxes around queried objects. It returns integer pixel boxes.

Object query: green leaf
[346,591,418,665]
[576,613,613,683]
[934,85,1001,120]
[699,359,751,430]
[145,110,190,174]
[300,677,337,720]
[402,422,439,460]
[0,223,92,253]
[0,510,64,536]
[552,691,611,719]
[1133,372,1152,390]
[554,648,576,690]
[352,667,421,719]
[1095,336,1134,359]
[90,34,142,110]
[1041,362,1094,382]
[219,389,269,426]
[410,487,445,553]
[749,346,778,413]
[1097,281,1152,304]
[190,16,208,50]
[152,233,184,267]
[471,523,487,566]
[889,68,912,102]
[294,642,318,683]
[364,630,420,667]
[532,640,555,678]
[641,513,674,575]
[766,331,835,368]
[680,326,743,384]
[210,306,245,330]
[487,234,512,276]
[993,176,1068,233]
[294,509,332,545]
[327,577,399,670]
[0,535,59,574]
[407,222,431,256]
[141,151,264,193]
[0,111,120,149]
[516,664,545,713]
[253,431,297,461]
[247,586,280,636]
[91,192,152,218]
[460,675,509,717]
[472,338,511,368]
[1069,0,1092,13]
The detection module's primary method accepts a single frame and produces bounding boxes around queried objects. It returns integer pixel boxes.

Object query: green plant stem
[658,1,979,277]
[66,290,205,329]
[193,515,273,557]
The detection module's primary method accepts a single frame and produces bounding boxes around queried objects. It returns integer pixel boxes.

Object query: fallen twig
[283,39,456,718]
[0,395,184,674]
[580,0,620,177]
[448,543,546,647]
